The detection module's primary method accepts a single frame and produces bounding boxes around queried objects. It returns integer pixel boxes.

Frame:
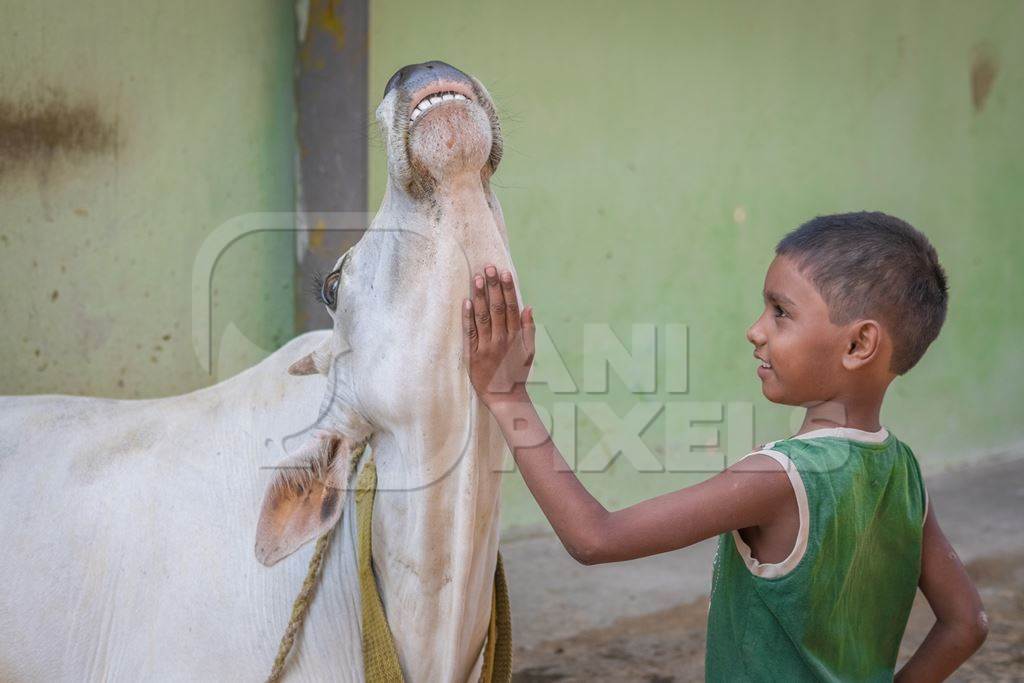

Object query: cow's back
[0,331,365,681]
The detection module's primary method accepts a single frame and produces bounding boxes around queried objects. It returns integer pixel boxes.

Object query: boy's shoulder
[758,426,899,453]
[751,426,927,520]
[750,426,920,475]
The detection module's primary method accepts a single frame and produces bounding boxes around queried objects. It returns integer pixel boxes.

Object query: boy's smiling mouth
[755,353,773,378]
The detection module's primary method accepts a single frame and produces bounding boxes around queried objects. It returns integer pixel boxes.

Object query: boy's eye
[773,304,787,318]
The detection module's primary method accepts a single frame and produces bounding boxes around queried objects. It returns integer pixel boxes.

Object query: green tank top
[705,427,927,682]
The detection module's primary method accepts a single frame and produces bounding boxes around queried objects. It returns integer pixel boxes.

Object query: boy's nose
[746,319,767,347]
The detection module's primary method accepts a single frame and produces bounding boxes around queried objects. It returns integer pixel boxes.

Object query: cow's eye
[322,271,341,310]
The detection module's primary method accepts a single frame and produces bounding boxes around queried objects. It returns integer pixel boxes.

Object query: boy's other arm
[462,267,793,565]
[895,504,988,682]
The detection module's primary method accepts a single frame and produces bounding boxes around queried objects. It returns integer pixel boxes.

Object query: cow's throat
[370,415,505,680]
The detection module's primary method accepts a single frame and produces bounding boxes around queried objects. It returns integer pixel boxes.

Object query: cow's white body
[0,62,513,682]
[0,334,365,681]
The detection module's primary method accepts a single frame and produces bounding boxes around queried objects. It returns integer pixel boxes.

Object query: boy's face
[746,255,848,405]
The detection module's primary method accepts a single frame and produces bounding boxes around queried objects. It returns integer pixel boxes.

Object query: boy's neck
[796,388,886,436]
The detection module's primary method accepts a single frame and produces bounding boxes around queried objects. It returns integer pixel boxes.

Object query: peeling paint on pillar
[294,0,369,331]
[300,0,348,70]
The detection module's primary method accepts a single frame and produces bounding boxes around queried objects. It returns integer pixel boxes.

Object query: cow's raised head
[376,60,502,198]
[256,61,503,567]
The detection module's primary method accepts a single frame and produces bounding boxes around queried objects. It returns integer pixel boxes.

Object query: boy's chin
[761,380,829,408]
[760,379,801,406]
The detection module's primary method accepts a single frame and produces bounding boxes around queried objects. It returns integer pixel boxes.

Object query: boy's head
[747,211,948,406]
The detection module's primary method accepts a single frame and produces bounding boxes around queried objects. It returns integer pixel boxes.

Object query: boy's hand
[462,266,535,407]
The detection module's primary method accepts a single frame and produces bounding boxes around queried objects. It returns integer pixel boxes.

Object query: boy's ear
[842,320,883,371]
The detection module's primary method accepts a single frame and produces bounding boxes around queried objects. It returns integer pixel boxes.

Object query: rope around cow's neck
[266,446,511,682]
[265,440,366,683]
[266,529,334,682]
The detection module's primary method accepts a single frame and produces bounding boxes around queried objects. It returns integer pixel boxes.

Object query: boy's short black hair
[776,211,948,375]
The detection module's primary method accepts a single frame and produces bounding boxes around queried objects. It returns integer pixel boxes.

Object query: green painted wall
[369,1,1024,528]
[3,2,1020,531]
[0,0,296,397]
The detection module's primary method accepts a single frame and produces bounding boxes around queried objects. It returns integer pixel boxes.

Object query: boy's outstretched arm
[895,505,988,682]
[462,267,793,565]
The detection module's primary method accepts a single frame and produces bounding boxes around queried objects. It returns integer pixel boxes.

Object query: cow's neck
[365,172,509,681]
[378,173,511,272]
[373,413,505,680]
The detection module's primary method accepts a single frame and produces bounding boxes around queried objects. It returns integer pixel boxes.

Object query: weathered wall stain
[971,46,998,112]
[0,89,117,184]
[2,1,296,399]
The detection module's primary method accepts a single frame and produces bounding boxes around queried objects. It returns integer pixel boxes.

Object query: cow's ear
[288,338,332,376]
[255,435,355,566]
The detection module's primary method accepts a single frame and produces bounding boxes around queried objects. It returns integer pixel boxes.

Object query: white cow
[0,60,515,682]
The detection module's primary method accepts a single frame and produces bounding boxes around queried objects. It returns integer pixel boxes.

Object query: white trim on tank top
[763,426,890,449]
[731,449,809,579]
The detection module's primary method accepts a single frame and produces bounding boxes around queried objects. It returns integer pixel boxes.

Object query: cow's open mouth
[408,83,476,125]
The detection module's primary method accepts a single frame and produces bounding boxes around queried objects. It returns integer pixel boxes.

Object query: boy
[460,212,987,681]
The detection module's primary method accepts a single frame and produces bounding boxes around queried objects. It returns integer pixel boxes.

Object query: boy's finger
[472,274,491,342]
[500,271,521,335]
[462,299,478,354]
[522,306,536,361]
[485,265,507,342]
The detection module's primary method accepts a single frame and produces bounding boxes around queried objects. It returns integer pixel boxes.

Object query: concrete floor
[501,453,1024,680]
